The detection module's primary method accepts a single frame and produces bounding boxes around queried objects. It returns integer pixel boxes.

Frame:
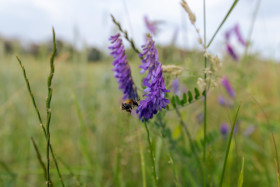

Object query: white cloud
[0,0,279,60]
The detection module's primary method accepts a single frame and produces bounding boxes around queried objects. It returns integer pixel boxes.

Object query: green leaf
[219,105,241,187]
[166,105,169,110]
[194,88,200,100]
[175,95,181,105]
[188,91,193,103]
[238,157,245,187]
[171,96,176,108]
[202,90,206,97]
[182,93,187,105]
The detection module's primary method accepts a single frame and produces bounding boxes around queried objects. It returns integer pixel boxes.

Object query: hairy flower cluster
[181,0,203,47]
[137,35,170,121]
[225,24,246,61]
[197,54,222,91]
[181,0,196,25]
[109,33,138,100]
[162,64,183,77]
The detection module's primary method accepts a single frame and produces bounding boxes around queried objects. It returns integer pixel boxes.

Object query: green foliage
[170,88,201,109]
[238,157,245,187]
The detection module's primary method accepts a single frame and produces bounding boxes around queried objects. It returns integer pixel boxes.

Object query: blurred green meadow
[1,39,280,187]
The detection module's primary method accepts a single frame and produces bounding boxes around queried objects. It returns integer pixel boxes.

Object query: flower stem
[144,122,158,187]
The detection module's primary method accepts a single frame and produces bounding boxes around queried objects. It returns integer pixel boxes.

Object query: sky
[0,0,279,60]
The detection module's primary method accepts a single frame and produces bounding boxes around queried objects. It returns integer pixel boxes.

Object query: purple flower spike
[221,76,235,99]
[220,123,229,136]
[226,43,238,61]
[109,33,138,100]
[234,24,246,47]
[144,16,158,36]
[137,35,170,121]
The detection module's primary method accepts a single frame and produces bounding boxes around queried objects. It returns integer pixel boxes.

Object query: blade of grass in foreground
[207,0,239,48]
[237,157,245,187]
[219,105,240,187]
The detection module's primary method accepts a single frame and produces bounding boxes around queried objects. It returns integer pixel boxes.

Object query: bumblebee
[121,99,139,113]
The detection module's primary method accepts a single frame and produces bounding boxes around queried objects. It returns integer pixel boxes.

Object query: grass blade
[207,0,239,48]
[238,157,245,187]
[219,105,241,187]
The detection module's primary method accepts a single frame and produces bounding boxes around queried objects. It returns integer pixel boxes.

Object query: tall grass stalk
[203,0,207,186]
[144,122,158,187]
[202,1,240,185]
[219,105,240,187]
[45,27,57,187]
[16,28,64,187]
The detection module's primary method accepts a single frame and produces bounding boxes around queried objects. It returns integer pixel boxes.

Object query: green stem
[219,105,241,187]
[16,56,65,186]
[45,27,57,187]
[207,0,239,48]
[144,122,158,187]
[111,14,142,57]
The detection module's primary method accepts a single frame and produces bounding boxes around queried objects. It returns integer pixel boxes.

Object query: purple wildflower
[109,33,138,100]
[172,79,180,96]
[144,16,158,36]
[226,43,238,61]
[220,123,229,136]
[136,35,170,121]
[221,76,235,98]
[218,95,233,108]
[234,24,246,47]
